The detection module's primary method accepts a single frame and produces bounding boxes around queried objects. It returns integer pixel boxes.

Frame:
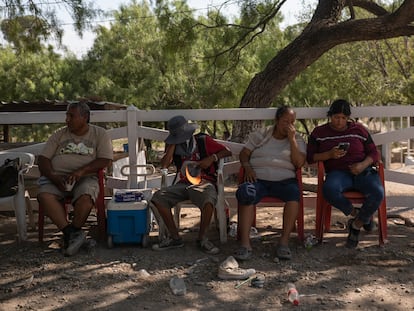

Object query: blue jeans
[322,167,384,224]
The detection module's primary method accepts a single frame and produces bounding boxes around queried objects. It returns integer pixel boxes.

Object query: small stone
[355,288,362,293]
[137,269,150,278]
[169,277,186,296]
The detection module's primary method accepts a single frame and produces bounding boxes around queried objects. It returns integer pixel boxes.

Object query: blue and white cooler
[106,189,151,248]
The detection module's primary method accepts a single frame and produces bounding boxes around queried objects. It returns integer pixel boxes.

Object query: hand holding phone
[337,142,350,151]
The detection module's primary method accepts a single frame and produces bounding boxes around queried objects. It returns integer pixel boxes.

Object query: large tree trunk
[231,0,414,142]
[231,120,264,143]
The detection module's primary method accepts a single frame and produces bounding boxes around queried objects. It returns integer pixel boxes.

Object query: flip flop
[275,244,292,260]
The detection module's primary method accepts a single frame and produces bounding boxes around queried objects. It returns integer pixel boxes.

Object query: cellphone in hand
[337,142,350,151]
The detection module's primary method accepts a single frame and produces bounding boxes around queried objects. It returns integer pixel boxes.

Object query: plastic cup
[65,181,75,191]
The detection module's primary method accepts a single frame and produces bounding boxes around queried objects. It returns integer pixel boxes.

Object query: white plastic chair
[117,163,156,197]
[156,159,228,243]
[106,150,147,190]
[0,151,35,241]
[107,160,157,229]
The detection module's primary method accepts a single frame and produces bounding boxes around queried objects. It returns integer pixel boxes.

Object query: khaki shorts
[151,181,217,209]
[38,176,99,205]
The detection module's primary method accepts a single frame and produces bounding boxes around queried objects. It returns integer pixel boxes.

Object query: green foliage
[78,1,259,112]
[0,0,98,51]
[1,15,50,53]
[0,47,67,100]
[9,123,63,143]
[279,2,414,109]
[0,1,413,141]
[282,36,414,108]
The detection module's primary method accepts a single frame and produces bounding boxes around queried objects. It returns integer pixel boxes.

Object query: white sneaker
[65,230,87,256]
[220,256,239,270]
[218,256,256,280]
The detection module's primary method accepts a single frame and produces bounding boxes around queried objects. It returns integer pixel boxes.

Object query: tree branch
[347,0,388,16]
[194,0,286,59]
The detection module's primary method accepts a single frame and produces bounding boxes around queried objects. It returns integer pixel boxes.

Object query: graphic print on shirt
[60,141,94,155]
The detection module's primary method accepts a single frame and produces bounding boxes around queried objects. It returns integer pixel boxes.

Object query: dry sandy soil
[1,180,414,311]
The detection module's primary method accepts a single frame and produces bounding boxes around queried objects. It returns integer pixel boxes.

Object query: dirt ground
[1,180,414,311]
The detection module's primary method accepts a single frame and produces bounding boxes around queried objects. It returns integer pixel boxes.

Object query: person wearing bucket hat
[234,106,306,261]
[307,99,384,248]
[164,115,199,145]
[151,115,232,254]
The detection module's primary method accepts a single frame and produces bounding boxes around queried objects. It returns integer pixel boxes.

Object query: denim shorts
[236,178,300,205]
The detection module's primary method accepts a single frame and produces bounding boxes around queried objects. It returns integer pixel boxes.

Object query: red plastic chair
[237,166,305,241]
[315,161,388,246]
[38,169,106,242]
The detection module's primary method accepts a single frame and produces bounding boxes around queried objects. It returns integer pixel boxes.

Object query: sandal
[233,246,252,261]
[275,244,292,260]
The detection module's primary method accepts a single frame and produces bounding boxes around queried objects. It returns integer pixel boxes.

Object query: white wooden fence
[1,104,413,207]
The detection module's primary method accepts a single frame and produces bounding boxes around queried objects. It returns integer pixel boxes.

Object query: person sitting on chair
[234,105,306,261]
[37,102,113,256]
[306,99,384,248]
[151,115,232,254]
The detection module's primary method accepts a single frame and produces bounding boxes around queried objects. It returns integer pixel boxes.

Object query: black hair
[275,105,293,120]
[327,99,351,117]
[67,102,91,123]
